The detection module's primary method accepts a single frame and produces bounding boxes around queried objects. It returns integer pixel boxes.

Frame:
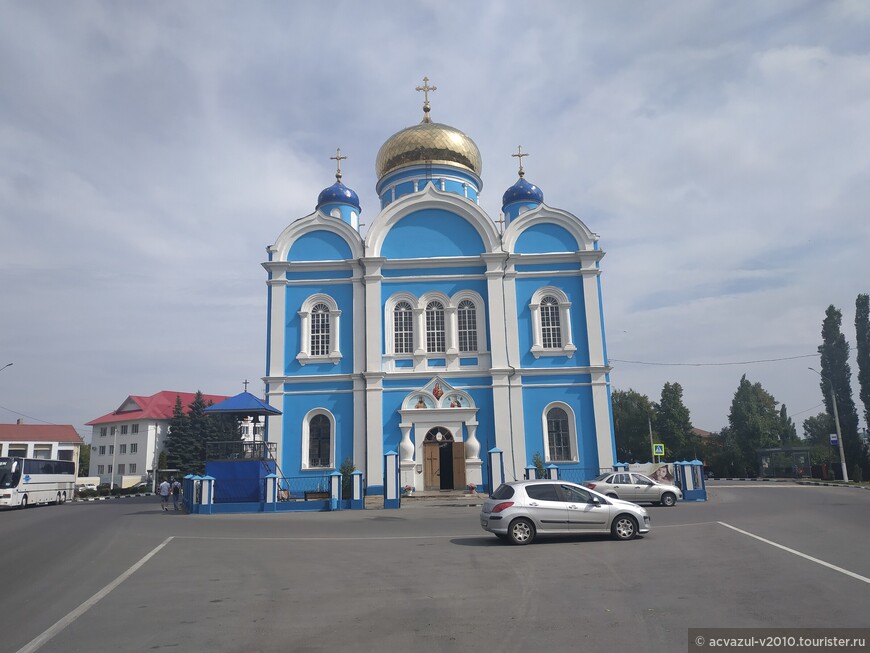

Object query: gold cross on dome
[512,145,529,177]
[416,76,437,121]
[330,147,347,181]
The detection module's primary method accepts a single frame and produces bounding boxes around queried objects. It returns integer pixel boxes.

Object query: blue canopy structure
[204,391,282,417]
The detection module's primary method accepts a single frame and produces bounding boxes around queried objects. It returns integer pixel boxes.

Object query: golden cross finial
[415,76,437,122]
[495,213,505,235]
[512,145,529,177]
[330,147,347,182]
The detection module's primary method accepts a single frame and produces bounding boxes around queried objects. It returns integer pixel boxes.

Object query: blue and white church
[263,81,615,495]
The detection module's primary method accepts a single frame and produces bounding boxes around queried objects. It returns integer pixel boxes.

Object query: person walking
[158,478,171,512]
[171,478,181,511]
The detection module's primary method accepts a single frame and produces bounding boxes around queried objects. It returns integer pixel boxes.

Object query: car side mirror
[590,497,602,505]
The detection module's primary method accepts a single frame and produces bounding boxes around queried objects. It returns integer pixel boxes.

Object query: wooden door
[452,442,466,489]
[424,442,440,490]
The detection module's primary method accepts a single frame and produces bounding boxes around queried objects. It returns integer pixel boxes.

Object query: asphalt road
[1,481,868,653]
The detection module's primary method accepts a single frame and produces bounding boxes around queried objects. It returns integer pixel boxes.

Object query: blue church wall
[288,230,353,261]
[514,275,591,368]
[283,282,355,375]
[381,266,486,278]
[520,383,600,479]
[377,167,481,206]
[280,387,355,475]
[381,210,485,258]
[514,223,579,254]
[287,269,353,281]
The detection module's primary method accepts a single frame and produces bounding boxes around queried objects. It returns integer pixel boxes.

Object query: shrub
[339,457,356,499]
[532,452,547,479]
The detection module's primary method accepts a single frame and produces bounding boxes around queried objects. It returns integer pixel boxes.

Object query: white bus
[0,457,76,508]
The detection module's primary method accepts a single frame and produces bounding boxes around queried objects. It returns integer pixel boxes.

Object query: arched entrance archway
[423,427,465,490]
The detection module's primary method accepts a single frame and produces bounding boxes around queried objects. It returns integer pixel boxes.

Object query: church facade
[263,83,615,494]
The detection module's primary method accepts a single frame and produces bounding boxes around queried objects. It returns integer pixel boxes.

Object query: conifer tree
[653,382,695,460]
[818,305,866,477]
[856,294,870,431]
[612,389,656,462]
[727,375,782,476]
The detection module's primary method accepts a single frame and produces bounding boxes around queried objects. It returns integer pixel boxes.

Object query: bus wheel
[20,495,28,509]
[56,492,61,504]
[61,492,67,504]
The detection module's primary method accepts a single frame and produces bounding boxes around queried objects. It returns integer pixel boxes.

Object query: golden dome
[375,121,483,179]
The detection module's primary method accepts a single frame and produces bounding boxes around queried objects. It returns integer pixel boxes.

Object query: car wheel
[611,515,638,541]
[606,492,618,499]
[508,518,536,545]
[660,492,676,507]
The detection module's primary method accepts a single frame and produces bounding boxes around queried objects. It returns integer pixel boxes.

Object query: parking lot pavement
[10,483,867,653]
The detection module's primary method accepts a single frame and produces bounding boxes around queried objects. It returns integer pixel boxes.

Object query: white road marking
[718,522,870,585]
[16,536,175,653]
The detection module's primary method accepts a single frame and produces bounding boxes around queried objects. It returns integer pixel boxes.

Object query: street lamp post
[809,367,849,483]
[110,427,118,490]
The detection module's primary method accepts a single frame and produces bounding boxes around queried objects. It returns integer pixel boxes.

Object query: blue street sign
[830,433,838,444]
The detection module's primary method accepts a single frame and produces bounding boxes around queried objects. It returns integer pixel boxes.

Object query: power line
[609,354,818,367]
[0,403,57,425]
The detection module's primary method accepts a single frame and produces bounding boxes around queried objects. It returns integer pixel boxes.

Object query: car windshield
[592,473,611,481]
[491,484,515,500]
[0,458,19,489]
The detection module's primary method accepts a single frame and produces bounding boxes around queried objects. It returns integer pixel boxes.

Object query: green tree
[653,382,695,460]
[818,305,867,477]
[726,375,782,476]
[78,443,91,476]
[856,293,870,430]
[164,392,241,475]
[612,389,655,462]
[778,405,798,444]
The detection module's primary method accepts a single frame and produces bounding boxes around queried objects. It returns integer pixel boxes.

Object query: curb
[75,492,154,502]
[795,480,870,490]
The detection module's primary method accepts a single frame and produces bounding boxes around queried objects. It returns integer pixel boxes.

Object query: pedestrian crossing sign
[653,443,665,456]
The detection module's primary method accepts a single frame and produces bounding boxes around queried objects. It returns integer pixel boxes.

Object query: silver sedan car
[584,472,682,506]
[480,480,651,545]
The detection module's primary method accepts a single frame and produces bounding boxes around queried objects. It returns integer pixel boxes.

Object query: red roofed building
[0,423,84,472]
[85,391,229,487]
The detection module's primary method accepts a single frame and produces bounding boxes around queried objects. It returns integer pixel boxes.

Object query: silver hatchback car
[480,480,651,545]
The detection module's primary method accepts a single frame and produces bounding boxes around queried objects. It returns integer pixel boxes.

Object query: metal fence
[205,441,277,461]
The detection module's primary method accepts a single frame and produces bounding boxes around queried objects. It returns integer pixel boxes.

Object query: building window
[529,287,576,358]
[118,464,125,475]
[120,425,128,435]
[100,427,107,437]
[394,301,414,354]
[33,445,52,459]
[309,415,331,468]
[540,297,562,349]
[109,445,114,455]
[98,465,104,474]
[99,446,106,455]
[120,444,127,455]
[130,443,138,454]
[457,299,477,352]
[110,426,116,436]
[108,465,112,474]
[131,424,139,434]
[129,464,137,474]
[542,403,578,463]
[310,303,331,356]
[297,294,341,365]
[426,301,446,353]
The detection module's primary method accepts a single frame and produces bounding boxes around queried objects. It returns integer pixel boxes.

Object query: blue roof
[204,392,282,416]
[317,181,360,210]
[502,177,543,207]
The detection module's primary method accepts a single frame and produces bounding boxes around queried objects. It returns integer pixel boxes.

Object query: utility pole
[809,368,849,482]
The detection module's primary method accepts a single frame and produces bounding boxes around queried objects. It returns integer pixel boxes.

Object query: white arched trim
[301,407,336,470]
[268,210,365,262]
[541,401,579,464]
[385,291,420,358]
[502,203,599,254]
[364,184,500,258]
[297,293,342,365]
[451,290,487,355]
[529,286,576,359]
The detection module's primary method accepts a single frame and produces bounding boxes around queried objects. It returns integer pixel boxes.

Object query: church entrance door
[423,427,466,490]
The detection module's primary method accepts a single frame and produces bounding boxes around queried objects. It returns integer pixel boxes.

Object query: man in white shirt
[158,479,171,512]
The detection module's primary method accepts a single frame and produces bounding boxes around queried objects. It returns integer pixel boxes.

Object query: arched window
[310,303,331,356]
[529,287,576,358]
[394,301,414,354]
[540,296,562,349]
[457,299,477,352]
[426,301,446,353]
[546,407,571,462]
[297,295,341,365]
[308,414,331,468]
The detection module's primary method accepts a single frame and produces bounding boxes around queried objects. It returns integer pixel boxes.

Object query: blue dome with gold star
[317,181,360,211]
[502,177,543,207]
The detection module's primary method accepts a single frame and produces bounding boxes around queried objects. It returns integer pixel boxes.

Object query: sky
[1,1,869,441]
